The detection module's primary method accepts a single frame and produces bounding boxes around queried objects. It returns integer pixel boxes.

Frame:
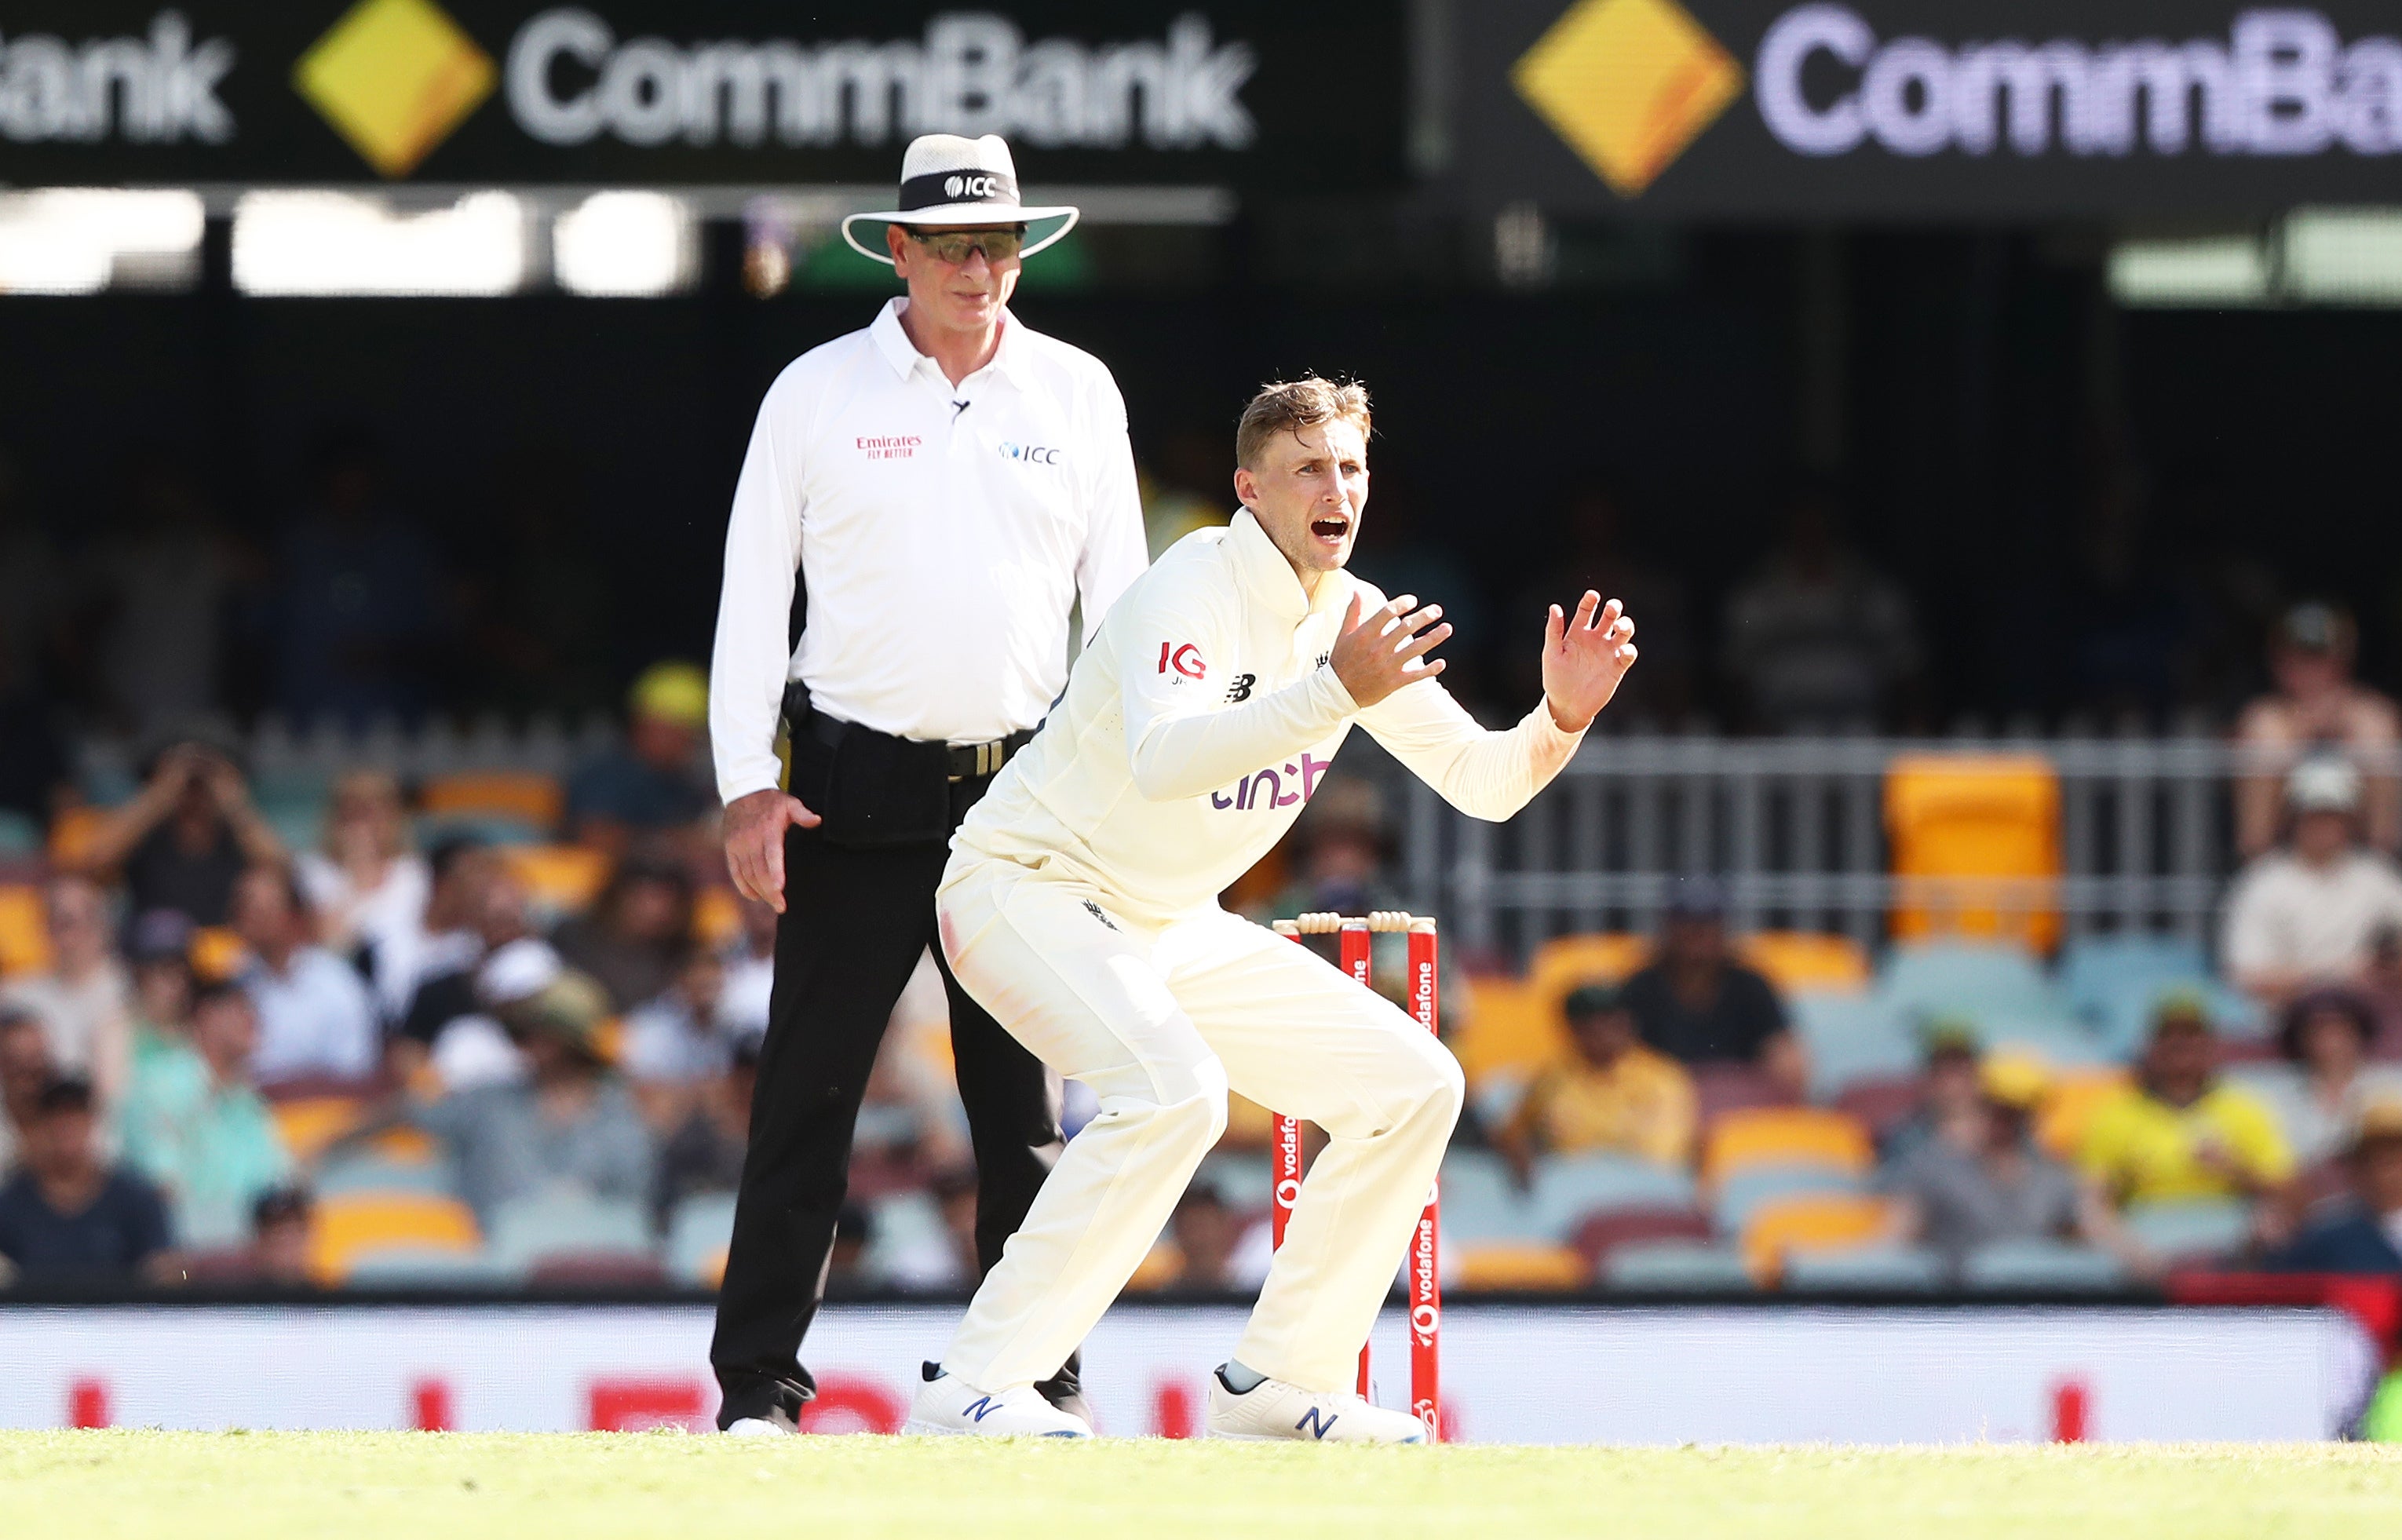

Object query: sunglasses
[908,227,1026,265]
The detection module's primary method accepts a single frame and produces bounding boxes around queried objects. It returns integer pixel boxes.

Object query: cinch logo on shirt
[1211,752,1333,812]
[998,440,1061,465]
[856,434,922,460]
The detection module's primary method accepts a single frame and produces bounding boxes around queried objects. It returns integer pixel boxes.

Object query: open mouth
[1310,515,1349,541]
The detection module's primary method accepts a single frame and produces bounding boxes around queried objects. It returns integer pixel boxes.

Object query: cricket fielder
[905,378,1637,1440]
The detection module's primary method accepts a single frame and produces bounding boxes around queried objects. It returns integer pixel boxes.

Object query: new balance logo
[1082,899,1120,932]
[1295,1407,1339,1440]
[1224,673,1256,703]
[962,1395,998,1422]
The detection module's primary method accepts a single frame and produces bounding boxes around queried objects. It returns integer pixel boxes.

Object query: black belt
[806,714,1035,782]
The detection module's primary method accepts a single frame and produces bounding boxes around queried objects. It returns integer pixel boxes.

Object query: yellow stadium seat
[1455,1243,1587,1292]
[2035,1068,2133,1161]
[188,927,250,983]
[1885,754,2061,952]
[367,1126,442,1164]
[1528,932,1651,1000]
[311,1193,480,1283]
[1454,976,1562,1082]
[1701,1107,1875,1186]
[421,771,564,831]
[0,884,49,978]
[46,805,107,870]
[1742,1193,1896,1283]
[500,844,611,913]
[695,1246,728,1290]
[1125,1241,1183,1292]
[269,1096,366,1163]
[1739,931,1871,995]
[693,886,742,947]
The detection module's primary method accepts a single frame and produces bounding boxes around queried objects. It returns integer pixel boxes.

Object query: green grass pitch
[5,1432,2400,1538]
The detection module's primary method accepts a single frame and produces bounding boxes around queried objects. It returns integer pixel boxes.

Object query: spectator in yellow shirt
[2080,997,2296,1212]
[1497,984,1698,1185]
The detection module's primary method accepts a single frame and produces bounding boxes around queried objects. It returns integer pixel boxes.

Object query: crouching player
[905,378,1638,1440]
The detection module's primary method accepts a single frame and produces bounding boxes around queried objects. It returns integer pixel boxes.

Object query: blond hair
[1234,377,1371,471]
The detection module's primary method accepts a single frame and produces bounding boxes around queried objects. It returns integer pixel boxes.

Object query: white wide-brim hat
[840,133,1079,265]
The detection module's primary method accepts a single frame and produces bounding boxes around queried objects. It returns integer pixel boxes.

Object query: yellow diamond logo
[294,0,495,178]
[1513,0,1744,198]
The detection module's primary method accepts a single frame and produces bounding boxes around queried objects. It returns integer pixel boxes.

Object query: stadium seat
[1525,1152,1696,1240]
[1693,1064,1794,1126]
[860,1190,953,1284]
[0,811,41,859]
[345,1246,517,1288]
[1455,976,1561,1082]
[1833,1075,1926,1141]
[1960,1239,2129,1290]
[528,1254,673,1288]
[1194,1151,1274,1215]
[1883,754,2061,950]
[1453,1243,1586,1291]
[189,926,250,983]
[1568,1207,1713,1275]
[1701,1107,1875,1186]
[2032,1069,2132,1160]
[489,1192,654,1271]
[1739,932,1872,995]
[420,770,565,833]
[1714,1167,1867,1234]
[2060,933,2208,1017]
[2085,974,2266,1053]
[1527,932,1651,999]
[1782,1245,1946,1291]
[312,1194,481,1283]
[1877,940,2065,1023]
[1469,1067,1531,1134]
[693,886,743,947]
[45,805,107,868]
[314,1153,455,1198]
[267,1095,367,1163]
[1976,1018,2115,1071]
[0,884,47,977]
[666,1193,739,1286]
[1740,1192,1895,1283]
[2123,1198,2254,1261]
[1436,1149,1538,1245]
[1602,1240,1755,1292]
[500,845,611,915]
[1791,994,1921,1097]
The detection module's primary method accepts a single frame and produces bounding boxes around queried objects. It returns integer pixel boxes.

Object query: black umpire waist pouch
[797,713,952,848]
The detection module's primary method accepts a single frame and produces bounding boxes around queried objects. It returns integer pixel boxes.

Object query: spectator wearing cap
[2277,990,2402,1170]
[552,855,693,1013]
[75,741,283,929]
[295,769,428,986]
[2269,1102,2402,1274]
[231,864,377,1085]
[348,972,652,1222]
[0,1006,51,1173]
[380,837,498,1030]
[392,858,536,1082]
[0,1077,174,1284]
[123,910,197,1079]
[653,1036,759,1232]
[2,874,131,1109]
[1882,1055,2149,1276]
[2079,998,2295,1217]
[1495,983,1696,1186]
[2236,601,2401,858]
[568,662,719,857]
[116,980,292,1241]
[2222,757,2402,1010]
[1878,1018,1987,1163]
[1618,878,1805,1100]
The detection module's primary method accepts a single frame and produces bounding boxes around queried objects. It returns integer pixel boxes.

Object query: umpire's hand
[724,787,822,914]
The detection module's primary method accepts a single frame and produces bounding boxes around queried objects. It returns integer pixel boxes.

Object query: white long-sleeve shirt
[710,298,1149,804]
[951,509,1587,921]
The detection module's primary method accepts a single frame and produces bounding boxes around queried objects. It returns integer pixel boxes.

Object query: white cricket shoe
[903,1362,1093,1437]
[722,1418,791,1438]
[1205,1368,1428,1443]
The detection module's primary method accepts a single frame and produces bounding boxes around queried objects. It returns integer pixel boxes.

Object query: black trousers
[709,774,1068,1426]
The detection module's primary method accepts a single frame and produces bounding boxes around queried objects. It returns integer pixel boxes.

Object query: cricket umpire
[706,133,1148,1434]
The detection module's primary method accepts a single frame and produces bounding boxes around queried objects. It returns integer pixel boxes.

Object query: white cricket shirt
[949,509,1588,922]
[710,298,1148,804]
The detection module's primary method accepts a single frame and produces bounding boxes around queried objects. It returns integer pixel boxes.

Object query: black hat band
[897,169,1019,211]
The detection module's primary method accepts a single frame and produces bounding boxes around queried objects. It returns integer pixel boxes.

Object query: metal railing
[1352,731,2390,963]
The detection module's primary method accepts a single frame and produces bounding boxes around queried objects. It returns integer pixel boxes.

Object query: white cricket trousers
[932,856,1464,1395]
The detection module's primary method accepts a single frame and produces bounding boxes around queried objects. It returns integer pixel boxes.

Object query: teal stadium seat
[1713,1167,1866,1234]
[1782,1245,1946,1291]
[345,1246,520,1288]
[1960,1239,2129,1290]
[488,1192,654,1271]
[1791,994,1919,1097]
[2123,1198,2254,1261]
[1603,1241,1755,1292]
[0,810,42,856]
[314,1154,457,1198]
[1436,1149,1538,1245]
[666,1193,738,1285]
[1878,940,2065,1023]
[1525,1152,1696,1241]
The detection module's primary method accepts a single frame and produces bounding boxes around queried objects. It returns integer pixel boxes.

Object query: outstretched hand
[1540,592,1637,732]
[1329,591,1452,709]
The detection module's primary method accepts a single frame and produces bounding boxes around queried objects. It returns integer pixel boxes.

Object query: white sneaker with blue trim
[1204,1368,1428,1443]
[903,1362,1093,1437]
